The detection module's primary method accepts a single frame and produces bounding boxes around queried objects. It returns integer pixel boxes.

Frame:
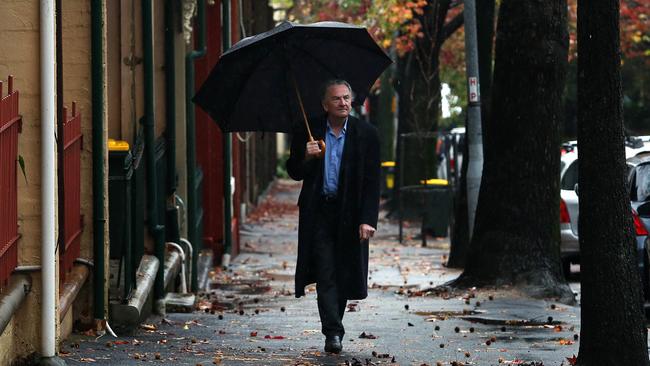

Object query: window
[634,164,650,202]
[561,161,578,191]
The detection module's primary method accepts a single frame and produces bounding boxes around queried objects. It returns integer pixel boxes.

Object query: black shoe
[324,335,342,354]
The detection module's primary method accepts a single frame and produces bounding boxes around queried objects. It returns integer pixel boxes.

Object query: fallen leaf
[264,335,285,339]
[566,355,578,365]
[113,340,129,345]
[82,329,97,337]
[140,324,157,331]
[79,358,96,363]
[359,332,377,339]
[559,339,574,345]
[250,332,258,337]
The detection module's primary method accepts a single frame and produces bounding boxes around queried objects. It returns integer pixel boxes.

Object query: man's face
[322,84,352,120]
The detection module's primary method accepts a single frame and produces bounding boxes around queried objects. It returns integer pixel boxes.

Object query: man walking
[286,79,381,354]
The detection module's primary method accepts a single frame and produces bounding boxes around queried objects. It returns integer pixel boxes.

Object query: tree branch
[441,11,464,42]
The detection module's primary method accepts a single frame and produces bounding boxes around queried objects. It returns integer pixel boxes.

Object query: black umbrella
[192,21,392,137]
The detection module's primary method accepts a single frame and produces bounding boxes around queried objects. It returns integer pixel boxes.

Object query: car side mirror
[574,183,579,196]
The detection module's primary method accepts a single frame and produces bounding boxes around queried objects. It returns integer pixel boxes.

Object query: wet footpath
[63,179,583,366]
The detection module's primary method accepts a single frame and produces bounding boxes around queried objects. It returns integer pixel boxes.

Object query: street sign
[469,77,479,102]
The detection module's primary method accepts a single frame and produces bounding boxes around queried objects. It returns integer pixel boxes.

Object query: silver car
[559,150,579,275]
[559,139,650,276]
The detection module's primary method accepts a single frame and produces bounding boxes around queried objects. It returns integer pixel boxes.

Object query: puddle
[210,282,272,294]
[460,316,563,326]
[414,310,484,320]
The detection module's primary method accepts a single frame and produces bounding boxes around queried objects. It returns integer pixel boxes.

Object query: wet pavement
[62,179,586,366]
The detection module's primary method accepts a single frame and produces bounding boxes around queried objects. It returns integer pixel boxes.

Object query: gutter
[59,264,91,320]
[110,255,159,326]
[186,0,206,292]
[0,275,31,337]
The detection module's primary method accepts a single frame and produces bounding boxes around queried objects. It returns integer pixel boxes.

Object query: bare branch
[441,11,464,42]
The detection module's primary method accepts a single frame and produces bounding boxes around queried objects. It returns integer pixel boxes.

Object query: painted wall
[0,0,108,361]
[0,1,55,361]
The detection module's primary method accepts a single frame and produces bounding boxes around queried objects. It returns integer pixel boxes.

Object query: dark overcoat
[286,115,380,300]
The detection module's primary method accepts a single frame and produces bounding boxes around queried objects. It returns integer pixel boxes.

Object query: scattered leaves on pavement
[359,332,377,339]
[140,323,157,331]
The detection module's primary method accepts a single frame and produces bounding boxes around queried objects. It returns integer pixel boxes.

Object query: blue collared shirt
[322,119,347,195]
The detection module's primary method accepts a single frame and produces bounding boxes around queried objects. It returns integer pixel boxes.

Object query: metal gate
[60,102,83,282]
[0,75,21,290]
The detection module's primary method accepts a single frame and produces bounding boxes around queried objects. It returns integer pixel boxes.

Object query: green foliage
[276,150,291,179]
[18,155,27,184]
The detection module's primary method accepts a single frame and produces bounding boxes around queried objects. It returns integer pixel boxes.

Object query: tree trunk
[394,1,451,188]
[450,0,573,302]
[447,0,495,268]
[575,0,650,364]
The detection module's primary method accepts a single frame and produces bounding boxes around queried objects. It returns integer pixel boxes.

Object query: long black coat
[287,115,380,300]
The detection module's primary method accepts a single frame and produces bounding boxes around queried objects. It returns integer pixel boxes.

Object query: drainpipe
[39,0,61,363]
[142,0,166,310]
[165,0,177,193]
[186,0,206,292]
[91,0,107,323]
[222,0,233,267]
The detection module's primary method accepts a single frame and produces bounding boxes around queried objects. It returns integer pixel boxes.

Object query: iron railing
[59,102,83,282]
[0,75,21,290]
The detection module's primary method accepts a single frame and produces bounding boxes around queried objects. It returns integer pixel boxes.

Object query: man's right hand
[305,141,322,160]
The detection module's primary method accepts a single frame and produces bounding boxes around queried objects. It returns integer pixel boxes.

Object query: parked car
[559,137,650,279]
[436,127,465,184]
[559,151,579,272]
[627,153,650,296]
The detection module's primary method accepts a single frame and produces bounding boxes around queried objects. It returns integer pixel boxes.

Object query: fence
[0,76,21,290]
[60,102,83,282]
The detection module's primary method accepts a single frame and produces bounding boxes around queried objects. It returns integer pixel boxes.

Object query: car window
[634,164,650,202]
[561,161,578,190]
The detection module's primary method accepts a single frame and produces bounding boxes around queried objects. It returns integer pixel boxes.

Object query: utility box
[108,139,133,300]
[399,180,452,245]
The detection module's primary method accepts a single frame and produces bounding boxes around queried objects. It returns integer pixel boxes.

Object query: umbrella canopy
[192,21,392,133]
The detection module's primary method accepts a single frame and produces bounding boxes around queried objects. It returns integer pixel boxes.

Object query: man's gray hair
[321,79,354,102]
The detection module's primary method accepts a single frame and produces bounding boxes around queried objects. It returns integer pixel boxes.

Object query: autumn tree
[563,0,650,137]
[449,0,573,301]
[575,0,650,363]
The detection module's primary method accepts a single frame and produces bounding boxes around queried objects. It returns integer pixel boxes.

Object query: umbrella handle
[316,139,326,159]
[290,72,326,158]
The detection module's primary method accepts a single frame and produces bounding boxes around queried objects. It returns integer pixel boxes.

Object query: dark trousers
[312,197,347,338]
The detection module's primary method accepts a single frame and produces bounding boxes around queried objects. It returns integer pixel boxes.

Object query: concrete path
[63,179,590,366]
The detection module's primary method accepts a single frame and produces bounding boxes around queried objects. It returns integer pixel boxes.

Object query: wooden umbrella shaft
[290,74,315,142]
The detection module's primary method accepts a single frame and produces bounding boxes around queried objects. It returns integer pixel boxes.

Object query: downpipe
[91,0,107,326]
[166,242,187,293]
[186,0,206,292]
[39,1,61,363]
[179,238,194,289]
[142,0,166,313]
